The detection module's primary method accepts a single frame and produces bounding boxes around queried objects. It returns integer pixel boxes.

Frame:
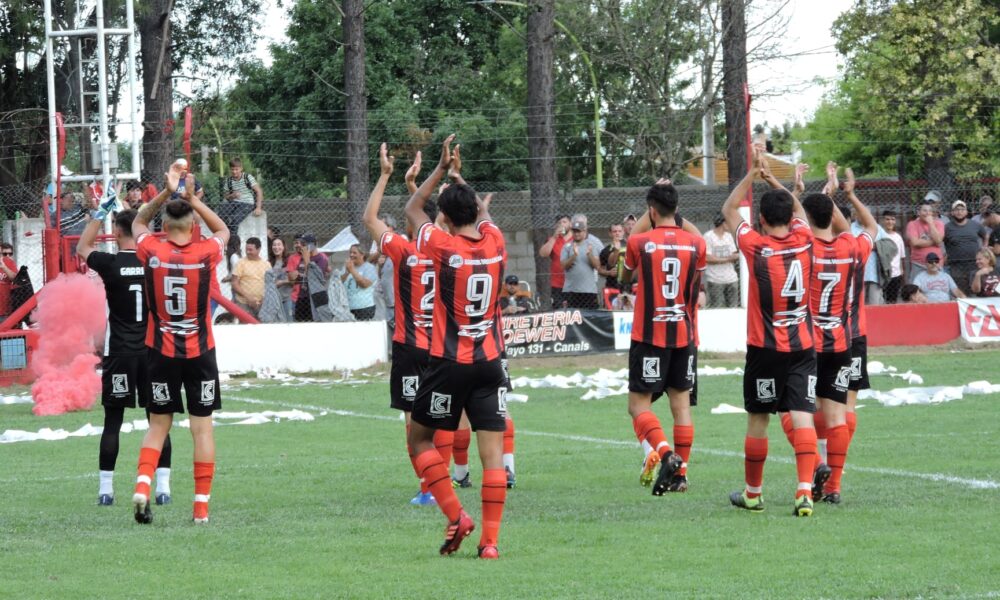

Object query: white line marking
[226,394,1000,491]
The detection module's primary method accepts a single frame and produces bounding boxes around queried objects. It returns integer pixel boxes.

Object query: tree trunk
[527,0,558,308]
[343,0,369,244]
[139,0,174,185]
[721,0,748,190]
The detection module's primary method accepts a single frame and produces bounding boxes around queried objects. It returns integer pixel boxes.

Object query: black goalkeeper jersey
[87,249,148,356]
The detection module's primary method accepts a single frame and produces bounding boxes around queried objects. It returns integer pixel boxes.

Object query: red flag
[183,106,193,166]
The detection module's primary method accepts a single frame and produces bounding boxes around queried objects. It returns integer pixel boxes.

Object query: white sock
[503,453,515,473]
[453,464,469,480]
[99,470,114,496]
[155,468,171,495]
[818,439,828,464]
[641,439,654,457]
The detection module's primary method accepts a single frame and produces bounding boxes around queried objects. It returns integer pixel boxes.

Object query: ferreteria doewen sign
[501,310,615,358]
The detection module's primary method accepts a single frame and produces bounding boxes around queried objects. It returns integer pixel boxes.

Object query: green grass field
[1,348,998,599]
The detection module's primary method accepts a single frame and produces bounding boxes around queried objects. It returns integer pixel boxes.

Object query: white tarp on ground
[510,365,744,401]
[859,381,1000,407]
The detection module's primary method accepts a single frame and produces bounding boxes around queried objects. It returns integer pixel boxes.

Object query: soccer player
[782,163,876,505]
[362,143,455,506]
[77,208,173,507]
[621,180,705,495]
[403,136,508,559]
[723,147,819,517]
[130,166,229,525]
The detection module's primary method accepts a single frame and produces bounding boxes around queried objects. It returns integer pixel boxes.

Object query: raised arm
[792,163,809,199]
[404,151,422,195]
[758,151,785,192]
[842,168,876,239]
[363,143,394,243]
[134,166,181,238]
[822,161,839,197]
[405,134,453,231]
[76,218,104,261]
[252,179,264,216]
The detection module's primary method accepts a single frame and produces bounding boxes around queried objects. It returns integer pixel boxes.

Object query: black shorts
[848,335,870,391]
[628,341,696,402]
[411,357,509,432]
[101,354,151,409]
[816,350,852,404]
[743,346,817,414]
[389,342,430,412]
[147,348,222,417]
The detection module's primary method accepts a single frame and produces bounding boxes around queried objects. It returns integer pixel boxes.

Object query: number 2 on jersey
[420,270,436,312]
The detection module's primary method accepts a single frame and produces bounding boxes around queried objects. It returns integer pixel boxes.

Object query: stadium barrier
[213,321,388,373]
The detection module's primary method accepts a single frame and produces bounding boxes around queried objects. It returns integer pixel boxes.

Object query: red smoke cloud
[30,273,106,416]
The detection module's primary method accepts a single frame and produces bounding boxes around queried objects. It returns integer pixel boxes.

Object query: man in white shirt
[880,209,907,303]
[702,214,739,307]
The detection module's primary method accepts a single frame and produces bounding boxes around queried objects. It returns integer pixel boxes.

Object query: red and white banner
[958,298,1000,343]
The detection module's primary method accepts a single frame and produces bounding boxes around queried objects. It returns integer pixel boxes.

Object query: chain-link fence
[1,170,997,317]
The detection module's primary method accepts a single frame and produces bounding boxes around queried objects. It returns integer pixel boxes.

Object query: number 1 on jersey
[128,284,143,322]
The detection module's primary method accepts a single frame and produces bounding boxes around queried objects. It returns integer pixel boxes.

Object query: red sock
[433,430,455,471]
[673,424,694,476]
[744,436,768,497]
[792,427,818,498]
[406,425,429,493]
[453,428,471,467]
[414,449,462,522]
[503,417,515,455]
[134,446,161,499]
[813,411,828,470]
[193,461,215,520]
[825,424,850,493]
[846,411,857,441]
[479,468,507,548]
[779,413,795,446]
[633,411,671,458]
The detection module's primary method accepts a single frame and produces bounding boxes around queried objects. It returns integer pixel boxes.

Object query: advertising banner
[502,310,616,358]
[957,298,1000,343]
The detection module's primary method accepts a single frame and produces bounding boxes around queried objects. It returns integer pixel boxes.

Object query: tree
[721,0,748,189]
[527,0,558,304]
[343,0,368,241]
[807,0,1000,183]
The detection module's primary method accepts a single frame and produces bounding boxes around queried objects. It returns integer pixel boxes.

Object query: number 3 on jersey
[164,276,188,316]
[660,257,681,300]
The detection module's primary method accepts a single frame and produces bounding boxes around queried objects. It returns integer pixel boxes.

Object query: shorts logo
[112,374,129,394]
[401,376,419,399]
[497,388,508,415]
[807,375,817,402]
[756,378,776,402]
[686,355,695,383]
[644,241,656,254]
[834,367,851,391]
[849,357,863,379]
[448,255,464,269]
[406,255,418,267]
[642,356,660,380]
[430,392,452,416]
[152,382,170,405]
[200,381,216,405]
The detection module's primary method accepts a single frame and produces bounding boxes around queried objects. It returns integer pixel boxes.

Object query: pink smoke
[30,273,106,416]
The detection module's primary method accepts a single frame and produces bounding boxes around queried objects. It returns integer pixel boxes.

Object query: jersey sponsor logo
[849,356,863,379]
[430,392,452,416]
[760,247,774,258]
[406,255,418,267]
[644,241,657,254]
[148,256,161,269]
[642,356,660,380]
[152,382,170,404]
[200,381,216,405]
[756,378,776,402]
[772,306,809,328]
[119,266,144,276]
[807,375,817,402]
[497,388,508,415]
[160,318,199,337]
[834,366,851,391]
[448,255,464,268]
[401,376,419,399]
[112,374,129,394]
[458,320,494,339]
[653,305,688,323]
[385,233,393,244]
[813,315,844,330]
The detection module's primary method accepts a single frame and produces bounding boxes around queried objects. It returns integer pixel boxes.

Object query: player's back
[380,232,434,350]
[137,234,223,359]
[88,250,147,356]
[626,225,706,348]
[848,232,875,339]
[737,219,814,352]
[810,234,858,353]
[417,221,505,364]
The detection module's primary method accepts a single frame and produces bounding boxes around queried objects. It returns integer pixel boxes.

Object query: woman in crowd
[270,237,295,319]
[970,248,1000,297]
[341,243,377,321]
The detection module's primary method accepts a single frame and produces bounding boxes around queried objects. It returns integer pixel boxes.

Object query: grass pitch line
[228,393,1000,491]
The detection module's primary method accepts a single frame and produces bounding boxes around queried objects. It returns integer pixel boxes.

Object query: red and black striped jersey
[417,220,505,364]
[737,218,814,352]
[136,233,223,358]
[624,225,706,348]
[810,233,871,353]
[380,231,434,350]
[848,232,876,339]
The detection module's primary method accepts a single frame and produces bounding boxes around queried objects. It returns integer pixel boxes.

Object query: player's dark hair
[758,189,794,227]
[438,183,479,227]
[423,198,439,223]
[246,237,261,250]
[114,209,138,238]
[646,183,678,217]
[163,199,195,233]
[801,193,834,229]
